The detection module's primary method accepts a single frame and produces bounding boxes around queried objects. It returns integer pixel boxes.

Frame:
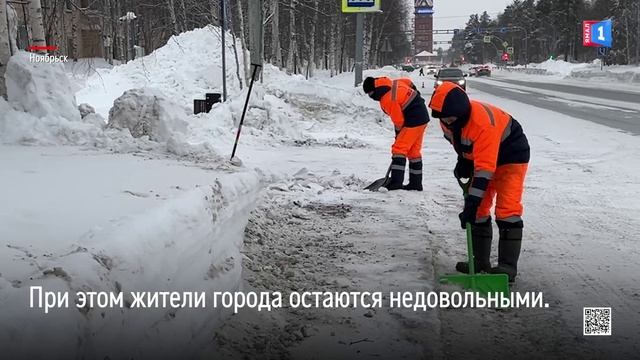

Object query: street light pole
[354,13,364,87]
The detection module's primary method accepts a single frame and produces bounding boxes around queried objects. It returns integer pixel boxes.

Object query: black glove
[454,157,474,179]
[459,195,481,229]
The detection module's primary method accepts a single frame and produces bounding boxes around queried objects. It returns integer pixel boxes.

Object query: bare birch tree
[28,0,47,53]
[0,0,11,98]
[269,0,281,67]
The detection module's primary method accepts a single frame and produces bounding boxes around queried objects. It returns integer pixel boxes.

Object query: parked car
[434,68,466,90]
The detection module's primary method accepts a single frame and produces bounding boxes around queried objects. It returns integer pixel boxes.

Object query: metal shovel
[439,179,510,297]
[364,164,391,191]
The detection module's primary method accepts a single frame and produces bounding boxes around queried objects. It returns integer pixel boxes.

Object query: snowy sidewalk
[0,145,261,358]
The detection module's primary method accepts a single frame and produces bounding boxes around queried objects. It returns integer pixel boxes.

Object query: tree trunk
[624,13,631,64]
[636,3,639,65]
[28,0,47,54]
[207,0,218,25]
[362,14,374,69]
[227,3,243,90]
[4,4,17,55]
[270,0,281,67]
[1,0,12,98]
[286,0,296,73]
[306,0,318,78]
[329,15,337,77]
[178,0,187,32]
[166,0,179,35]
[234,1,249,84]
[371,7,393,67]
[70,6,80,59]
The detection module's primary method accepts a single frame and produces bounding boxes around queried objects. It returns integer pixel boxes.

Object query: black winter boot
[385,156,406,191]
[491,226,523,283]
[403,158,423,191]
[456,220,493,274]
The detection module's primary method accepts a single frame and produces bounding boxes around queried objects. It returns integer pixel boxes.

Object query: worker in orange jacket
[428,82,530,282]
[363,76,430,191]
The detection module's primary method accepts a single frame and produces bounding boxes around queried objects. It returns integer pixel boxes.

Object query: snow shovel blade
[439,273,510,298]
[364,164,392,191]
[364,177,389,191]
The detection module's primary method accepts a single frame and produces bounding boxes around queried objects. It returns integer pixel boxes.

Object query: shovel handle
[457,177,472,197]
[458,178,475,275]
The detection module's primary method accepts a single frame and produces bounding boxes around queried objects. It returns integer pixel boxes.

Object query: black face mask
[442,117,470,130]
[369,86,390,101]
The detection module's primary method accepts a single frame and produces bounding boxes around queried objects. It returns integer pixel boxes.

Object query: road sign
[503,41,509,48]
[483,36,492,44]
[342,0,381,13]
[583,19,612,48]
[507,47,514,55]
[497,50,503,57]
[597,47,608,57]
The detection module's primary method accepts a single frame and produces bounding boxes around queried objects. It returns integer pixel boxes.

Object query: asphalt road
[469,77,640,135]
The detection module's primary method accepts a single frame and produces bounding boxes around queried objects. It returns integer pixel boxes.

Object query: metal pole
[354,12,364,87]
[220,0,227,101]
[231,64,261,161]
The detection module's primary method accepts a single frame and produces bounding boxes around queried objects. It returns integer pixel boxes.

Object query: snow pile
[72,26,389,150]
[569,63,640,84]
[6,52,79,119]
[107,88,188,142]
[0,52,104,145]
[77,26,245,118]
[0,51,220,159]
[0,153,261,358]
[533,59,591,77]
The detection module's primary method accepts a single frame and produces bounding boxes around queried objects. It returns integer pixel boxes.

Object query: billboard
[415,0,434,13]
[583,20,612,48]
[342,0,381,13]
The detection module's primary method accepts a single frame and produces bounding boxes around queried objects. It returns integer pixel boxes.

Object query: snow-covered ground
[500,59,640,89]
[1,25,639,359]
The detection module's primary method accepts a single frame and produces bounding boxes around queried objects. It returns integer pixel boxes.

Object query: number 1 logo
[597,25,605,42]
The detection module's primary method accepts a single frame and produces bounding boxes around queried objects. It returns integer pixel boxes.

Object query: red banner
[583,21,596,47]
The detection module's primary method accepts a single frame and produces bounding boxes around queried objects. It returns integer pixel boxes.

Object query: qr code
[583,307,612,336]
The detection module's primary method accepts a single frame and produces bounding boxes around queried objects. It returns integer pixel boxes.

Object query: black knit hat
[363,77,376,94]
[431,86,471,120]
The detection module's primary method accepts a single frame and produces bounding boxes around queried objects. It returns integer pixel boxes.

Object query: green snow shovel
[364,164,392,191]
[439,179,510,298]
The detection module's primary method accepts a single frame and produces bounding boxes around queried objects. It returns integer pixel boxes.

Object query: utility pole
[219,0,228,101]
[248,0,263,77]
[354,13,364,87]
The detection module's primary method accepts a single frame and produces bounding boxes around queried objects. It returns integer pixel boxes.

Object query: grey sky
[427,0,514,49]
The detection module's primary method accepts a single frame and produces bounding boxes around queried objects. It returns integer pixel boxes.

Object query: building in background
[414,0,434,54]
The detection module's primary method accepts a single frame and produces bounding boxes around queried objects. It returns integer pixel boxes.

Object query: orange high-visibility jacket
[374,77,429,130]
[430,83,530,199]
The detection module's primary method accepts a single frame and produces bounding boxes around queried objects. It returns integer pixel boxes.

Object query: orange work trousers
[391,124,428,160]
[476,163,528,223]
